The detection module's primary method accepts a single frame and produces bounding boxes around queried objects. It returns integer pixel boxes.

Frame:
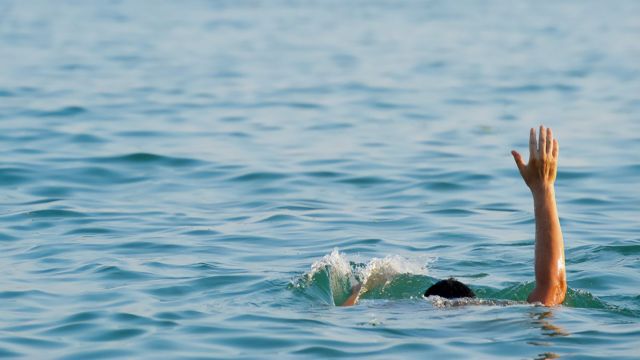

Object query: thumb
[511,150,526,175]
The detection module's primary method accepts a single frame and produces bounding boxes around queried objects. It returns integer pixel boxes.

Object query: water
[1,0,639,358]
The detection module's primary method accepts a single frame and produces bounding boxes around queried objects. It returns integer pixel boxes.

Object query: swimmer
[342,126,566,306]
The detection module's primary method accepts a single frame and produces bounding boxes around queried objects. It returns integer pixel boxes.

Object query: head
[424,278,475,299]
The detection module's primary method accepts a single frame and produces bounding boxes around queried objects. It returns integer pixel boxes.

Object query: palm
[511,126,559,192]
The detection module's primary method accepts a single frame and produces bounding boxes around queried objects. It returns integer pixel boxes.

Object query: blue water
[1,0,640,358]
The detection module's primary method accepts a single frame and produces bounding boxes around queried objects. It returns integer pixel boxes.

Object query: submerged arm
[340,283,362,306]
[511,126,566,306]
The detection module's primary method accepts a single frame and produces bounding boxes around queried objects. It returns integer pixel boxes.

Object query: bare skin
[512,126,566,306]
[341,126,566,307]
[341,283,361,307]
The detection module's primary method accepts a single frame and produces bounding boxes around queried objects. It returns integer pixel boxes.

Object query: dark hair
[424,278,475,299]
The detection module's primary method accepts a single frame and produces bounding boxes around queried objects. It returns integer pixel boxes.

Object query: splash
[359,254,428,293]
[307,248,354,284]
[307,248,356,305]
[292,248,433,305]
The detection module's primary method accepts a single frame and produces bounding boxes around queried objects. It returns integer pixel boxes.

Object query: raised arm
[511,126,566,306]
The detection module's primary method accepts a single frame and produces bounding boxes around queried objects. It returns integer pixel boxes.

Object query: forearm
[341,291,359,306]
[340,283,362,306]
[531,186,566,304]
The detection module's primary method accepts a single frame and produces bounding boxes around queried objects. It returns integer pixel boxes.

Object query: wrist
[531,185,555,203]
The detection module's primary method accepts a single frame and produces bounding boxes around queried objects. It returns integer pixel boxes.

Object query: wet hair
[424,278,475,299]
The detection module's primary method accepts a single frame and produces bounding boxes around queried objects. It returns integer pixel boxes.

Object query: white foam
[358,254,429,293]
[426,295,526,308]
[307,248,354,284]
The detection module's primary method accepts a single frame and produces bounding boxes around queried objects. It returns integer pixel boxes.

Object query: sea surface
[1,1,639,359]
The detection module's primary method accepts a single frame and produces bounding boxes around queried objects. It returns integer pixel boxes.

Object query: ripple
[370,100,414,110]
[181,228,220,236]
[271,204,312,213]
[82,328,146,342]
[92,153,202,167]
[0,347,21,357]
[341,82,404,94]
[293,346,352,356]
[94,265,153,281]
[1,336,65,349]
[0,290,54,299]
[230,171,289,182]
[115,130,167,138]
[567,197,612,206]
[479,202,518,212]
[26,209,86,218]
[246,101,325,110]
[181,324,239,334]
[220,335,295,350]
[58,349,135,360]
[69,133,107,143]
[0,232,18,242]
[558,170,595,180]
[25,186,77,198]
[112,241,187,254]
[110,312,174,327]
[618,163,640,176]
[31,106,87,117]
[307,122,353,131]
[271,85,332,96]
[338,176,392,186]
[61,166,142,185]
[0,167,32,186]
[154,310,204,321]
[595,243,640,255]
[494,84,579,93]
[445,98,479,106]
[43,323,95,336]
[145,285,193,298]
[256,214,300,223]
[420,181,466,191]
[427,208,476,216]
[191,274,262,289]
[65,227,115,235]
[62,311,104,323]
[299,158,350,166]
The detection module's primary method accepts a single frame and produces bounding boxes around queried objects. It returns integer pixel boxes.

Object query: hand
[511,125,559,194]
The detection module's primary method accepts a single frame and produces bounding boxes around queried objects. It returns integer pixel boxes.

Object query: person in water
[342,126,566,306]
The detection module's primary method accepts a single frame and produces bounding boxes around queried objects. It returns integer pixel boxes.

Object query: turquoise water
[1,0,640,358]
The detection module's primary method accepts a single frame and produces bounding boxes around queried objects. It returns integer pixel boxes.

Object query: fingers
[538,125,546,158]
[511,150,526,175]
[546,127,553,156]
[552,139,559,159]
[529,128,537,160]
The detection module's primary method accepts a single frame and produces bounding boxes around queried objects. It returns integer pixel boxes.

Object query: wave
[290,249,432,306]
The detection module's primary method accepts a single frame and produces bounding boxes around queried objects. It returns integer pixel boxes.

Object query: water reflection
[534,352,561,360]
[529,309,569,360]
[532,310,570,338]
